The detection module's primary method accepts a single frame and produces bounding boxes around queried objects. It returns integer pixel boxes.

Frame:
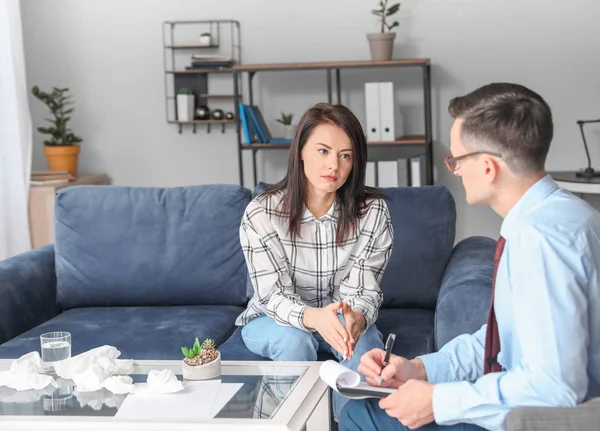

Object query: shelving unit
[162,20,241,134]
[232,59,432,187]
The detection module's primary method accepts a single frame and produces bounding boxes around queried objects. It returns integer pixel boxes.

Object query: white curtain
[0,0,32,260]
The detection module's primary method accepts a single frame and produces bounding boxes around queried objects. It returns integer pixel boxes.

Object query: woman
[235,103,394,420]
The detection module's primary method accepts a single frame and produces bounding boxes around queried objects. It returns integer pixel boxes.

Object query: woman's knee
[242,317,318,361]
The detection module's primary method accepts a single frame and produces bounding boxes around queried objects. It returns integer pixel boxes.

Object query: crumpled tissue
[53,345,134,393]
[75,388,128,410]
[0,352,57,391]
[135,369,184,395]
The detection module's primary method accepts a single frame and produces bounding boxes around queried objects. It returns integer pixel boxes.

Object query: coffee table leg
[306,388,331,431]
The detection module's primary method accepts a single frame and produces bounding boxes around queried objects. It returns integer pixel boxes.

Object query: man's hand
[358,348,427,388]
[339,302,365,359]
[379,380,435,429]
[303,303,351,359]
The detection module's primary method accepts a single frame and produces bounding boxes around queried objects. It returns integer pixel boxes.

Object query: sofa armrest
[506,397,600,431]
[0,245,59,344]
[435,236,496,350]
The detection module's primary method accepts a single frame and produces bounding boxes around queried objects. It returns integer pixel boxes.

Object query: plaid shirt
[235,190,394,331]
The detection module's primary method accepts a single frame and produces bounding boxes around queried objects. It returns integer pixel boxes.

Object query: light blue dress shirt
[418,174,600,430]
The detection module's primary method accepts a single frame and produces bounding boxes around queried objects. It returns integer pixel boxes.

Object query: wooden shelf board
[197,94,235,98]
[165,45,219,49]
[233,59,429,72]
[168,120,235,124]
[166,69,233,74]
[368,136,426,145]
[241,136,425,149]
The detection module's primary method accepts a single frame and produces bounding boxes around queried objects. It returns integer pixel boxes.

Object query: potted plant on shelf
[367,0,400,61]
[31,86,83,177]
[199,32,212,46]
[276,112,295,140]
[181,337,221,380]
[176,88,195,122]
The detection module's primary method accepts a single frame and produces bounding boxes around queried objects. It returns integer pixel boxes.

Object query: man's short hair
[448,83,553,175]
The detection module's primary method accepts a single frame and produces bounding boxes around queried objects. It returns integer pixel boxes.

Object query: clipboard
[319,360,396,399]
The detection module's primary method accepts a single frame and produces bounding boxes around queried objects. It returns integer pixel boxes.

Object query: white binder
[364,82,403,143]
[365,82,381,142]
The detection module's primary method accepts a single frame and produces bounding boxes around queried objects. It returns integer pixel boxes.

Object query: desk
[28,173,109,248]
[549,171,600,194]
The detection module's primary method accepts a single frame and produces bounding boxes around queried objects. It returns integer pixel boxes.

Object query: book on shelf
[30,170,74,185]
[238,104,292,145]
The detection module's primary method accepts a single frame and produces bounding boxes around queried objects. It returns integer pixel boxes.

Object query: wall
[21,0,600,242]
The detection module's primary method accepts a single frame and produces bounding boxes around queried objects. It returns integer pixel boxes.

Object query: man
[339,82,600,431]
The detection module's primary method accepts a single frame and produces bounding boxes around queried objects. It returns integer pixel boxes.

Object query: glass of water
[40,331,71,371]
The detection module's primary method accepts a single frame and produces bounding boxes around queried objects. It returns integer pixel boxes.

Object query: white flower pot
[182,351,221,380]
[176,94,195,122]
[199,35,211,46]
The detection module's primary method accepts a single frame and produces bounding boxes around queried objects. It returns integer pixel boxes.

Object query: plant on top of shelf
[199,32,212,46]
[367,0,401,61]
[276,112,294,126]
[372,0,400,33]
[31,85,83,176]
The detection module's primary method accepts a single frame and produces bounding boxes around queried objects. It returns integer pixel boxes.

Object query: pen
[378,333,396,386]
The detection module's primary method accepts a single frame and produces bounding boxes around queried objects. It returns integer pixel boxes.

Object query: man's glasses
[444,151,502,172]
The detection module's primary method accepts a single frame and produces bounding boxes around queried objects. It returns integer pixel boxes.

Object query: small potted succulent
[181,338,221,380]
[276,112,295,140]
[199,32,212,46]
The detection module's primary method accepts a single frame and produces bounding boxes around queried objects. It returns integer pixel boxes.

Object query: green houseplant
[31,86,83,177]
[367,0,401,61]
[181,337,221,380]
[276,112,295,139]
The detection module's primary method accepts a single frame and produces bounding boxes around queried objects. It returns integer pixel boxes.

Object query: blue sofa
[0,183,495,362]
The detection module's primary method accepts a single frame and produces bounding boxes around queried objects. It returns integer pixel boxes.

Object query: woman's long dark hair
[262,103,387,245]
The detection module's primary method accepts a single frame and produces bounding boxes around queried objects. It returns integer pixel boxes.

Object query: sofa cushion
[0,305,243,360]
[374,308,435,358]
[54,184,251,309]
[378,186,455,310]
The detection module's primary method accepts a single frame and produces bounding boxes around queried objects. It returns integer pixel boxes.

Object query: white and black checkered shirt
[235,190,394,331]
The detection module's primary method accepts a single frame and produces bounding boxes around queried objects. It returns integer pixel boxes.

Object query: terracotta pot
[43,145,80,177]
[182,351,221,380]
[367,32,396,61]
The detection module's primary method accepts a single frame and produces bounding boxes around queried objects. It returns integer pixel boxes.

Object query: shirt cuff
[416,351,453,384]
[292,304,312,332]
[432,382,463,425]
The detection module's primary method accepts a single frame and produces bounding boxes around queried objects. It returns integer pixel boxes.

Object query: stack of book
[30,171,74,186]
[186,54,234,70]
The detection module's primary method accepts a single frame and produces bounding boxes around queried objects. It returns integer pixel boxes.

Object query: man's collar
[500,174,558,239]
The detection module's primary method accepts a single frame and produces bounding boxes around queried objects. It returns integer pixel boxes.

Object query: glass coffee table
[0,359,330,430]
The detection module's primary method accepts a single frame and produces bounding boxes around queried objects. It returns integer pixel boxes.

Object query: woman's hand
[303,303,351,359]
[358,348,427,388]
[339,302,365,359]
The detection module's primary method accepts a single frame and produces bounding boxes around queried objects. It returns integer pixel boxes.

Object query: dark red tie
[484,236,506,374]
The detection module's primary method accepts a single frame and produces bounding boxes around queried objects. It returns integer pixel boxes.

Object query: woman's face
[301,123,354,196]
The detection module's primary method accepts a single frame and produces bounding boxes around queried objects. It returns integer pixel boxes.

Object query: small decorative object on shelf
[199,32,212,46]
[181,337,221,380]
[31,85,83,177]
[225,111,235,120]
[195,105,210,120]
[276,112,296,140]
[177,88,195,121]
[211,109,224,120]
[367,0,400,61]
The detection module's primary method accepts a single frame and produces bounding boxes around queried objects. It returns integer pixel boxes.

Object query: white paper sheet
[115,380,242,421]
[319,360,396,399]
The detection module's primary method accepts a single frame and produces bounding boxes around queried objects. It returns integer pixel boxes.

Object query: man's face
[449,118,493,205]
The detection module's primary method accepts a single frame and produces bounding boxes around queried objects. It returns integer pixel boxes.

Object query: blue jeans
[339,399,485,431]
[241,314,384,421]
